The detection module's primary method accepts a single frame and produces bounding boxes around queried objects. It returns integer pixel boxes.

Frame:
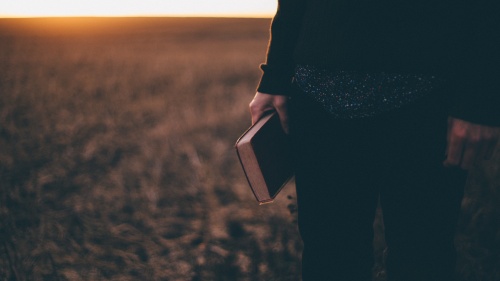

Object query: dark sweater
[257,0,500,126]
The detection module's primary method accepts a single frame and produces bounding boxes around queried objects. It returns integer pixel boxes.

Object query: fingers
[480,129,499,161]
[484,138,498,160]
[460,135,498,169]
[443,128,466,168]
[249,93,274,125]
[460,141,479,170]
[444,117,500,170]
[249,92,290,133]
[459,126,482,169]
[249,105,272,125]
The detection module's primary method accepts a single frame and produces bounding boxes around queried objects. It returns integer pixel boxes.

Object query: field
[0,17,499,281]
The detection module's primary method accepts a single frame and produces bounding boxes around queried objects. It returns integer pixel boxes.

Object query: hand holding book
[249,92,290,134]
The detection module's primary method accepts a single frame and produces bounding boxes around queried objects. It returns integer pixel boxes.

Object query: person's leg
[376,94,467,281]
[291,92,381,281]
[381,168,466,281]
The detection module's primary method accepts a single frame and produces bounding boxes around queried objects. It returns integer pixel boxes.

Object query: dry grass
[0,17,498,281]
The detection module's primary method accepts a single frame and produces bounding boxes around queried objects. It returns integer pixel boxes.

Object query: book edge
[235,143,273,203]
[234,112,275,147]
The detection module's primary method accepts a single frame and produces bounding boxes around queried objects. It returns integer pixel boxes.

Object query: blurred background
[0,2,499,281]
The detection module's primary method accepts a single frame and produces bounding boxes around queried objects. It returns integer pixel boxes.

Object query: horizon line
[0,14,274,19]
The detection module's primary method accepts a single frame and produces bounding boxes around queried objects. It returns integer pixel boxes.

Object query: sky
[0,0,276,18]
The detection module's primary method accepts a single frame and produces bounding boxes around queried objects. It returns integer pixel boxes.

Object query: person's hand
[443,117,500,170]
[249,92,290,133]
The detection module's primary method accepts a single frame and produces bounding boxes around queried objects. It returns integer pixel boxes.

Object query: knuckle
[249,102,258,111]
[273,98,287,108]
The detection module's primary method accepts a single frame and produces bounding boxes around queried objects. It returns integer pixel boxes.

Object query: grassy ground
[0,17,498,281]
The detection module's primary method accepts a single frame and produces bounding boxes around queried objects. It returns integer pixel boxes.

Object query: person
[249,1,500,280]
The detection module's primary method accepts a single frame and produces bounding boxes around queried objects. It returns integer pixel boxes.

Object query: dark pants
[290,85,467,281]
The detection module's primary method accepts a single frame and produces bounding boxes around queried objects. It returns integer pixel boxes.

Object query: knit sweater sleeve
[256,0,306,96]
[448,3,500,126]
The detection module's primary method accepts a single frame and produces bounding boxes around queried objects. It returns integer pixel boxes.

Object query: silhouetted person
[249,1,500,280]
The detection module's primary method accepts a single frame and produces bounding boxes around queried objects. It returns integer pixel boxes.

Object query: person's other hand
[249,92,290,133]
[443,117,500,170]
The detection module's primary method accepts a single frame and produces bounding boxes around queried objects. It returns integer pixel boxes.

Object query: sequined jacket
[257,0,500,126]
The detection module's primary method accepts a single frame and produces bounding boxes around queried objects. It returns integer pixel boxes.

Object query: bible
[235,112,294,204]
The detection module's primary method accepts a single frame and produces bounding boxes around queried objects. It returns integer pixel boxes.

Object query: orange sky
[0,0,276,18]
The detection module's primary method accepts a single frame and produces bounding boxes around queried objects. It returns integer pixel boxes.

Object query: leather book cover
[235,112,294,204]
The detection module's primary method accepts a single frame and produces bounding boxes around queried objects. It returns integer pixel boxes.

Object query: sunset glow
[0,0,276,18]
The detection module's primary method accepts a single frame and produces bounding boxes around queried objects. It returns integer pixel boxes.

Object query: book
[235,112,294,204]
